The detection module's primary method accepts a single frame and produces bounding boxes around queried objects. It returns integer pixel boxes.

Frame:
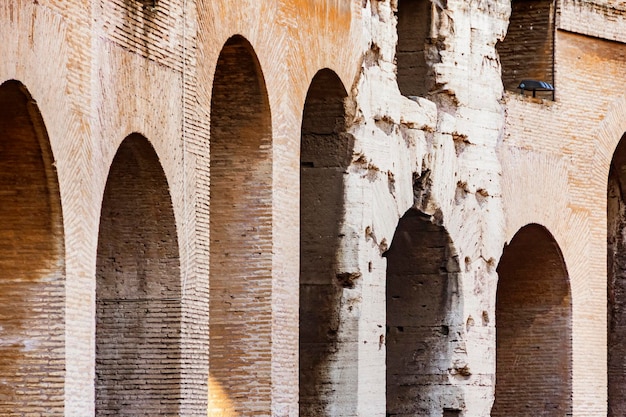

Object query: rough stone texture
[299,69,355,417]
[1,0,625,416]
[385,209,464,417]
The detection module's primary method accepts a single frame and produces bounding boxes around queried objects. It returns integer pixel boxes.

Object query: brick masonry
[0,0,625,416]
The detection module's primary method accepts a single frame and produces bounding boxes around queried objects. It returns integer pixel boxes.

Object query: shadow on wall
[95,134,182,416]
[608,132,626,417]
[209,35,273,417]
[299,68,354,417]
[0,80,65,416]
[395,0,432,98]
[498,0,555,95]
[493,223,572,417]
[384,209,463,416]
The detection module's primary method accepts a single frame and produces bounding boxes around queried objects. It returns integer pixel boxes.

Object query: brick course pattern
[1,0,626,416]
[493,224,572,417]
[96,134,182,416]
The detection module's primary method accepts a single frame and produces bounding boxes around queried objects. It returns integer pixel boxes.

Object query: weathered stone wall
[1,0,625,416]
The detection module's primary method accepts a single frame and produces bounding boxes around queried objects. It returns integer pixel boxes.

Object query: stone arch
[0,79,65,415]
[395,0,432,97]
[498,0,555,95]
[299,68,354,416]
[208,35,272,416]
[493,223,572,417]
[385,209,462,416]
[95,133,181,416]
[608,132,626,417]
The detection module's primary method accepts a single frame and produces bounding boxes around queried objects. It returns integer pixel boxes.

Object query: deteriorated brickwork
[96,135,181,416]
[0,80,65,417]
[98,0,185,71]
[208,36,273,417]
[493,224,571,417]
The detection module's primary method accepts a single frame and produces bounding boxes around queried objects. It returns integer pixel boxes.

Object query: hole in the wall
[492,224,571,417]
[299,68,352,417]
[385,209,461,416]
[498,0,556,98]
[209,35,272,416]
[135,0,156,8]
[0,80,65,415]
[395,0,432,97]
[95,134,181,416]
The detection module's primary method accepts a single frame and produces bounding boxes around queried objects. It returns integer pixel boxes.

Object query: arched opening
[95,134,181,415]
[608,133,626,416]
[0,80,65,415]
[385,209,462,416]
[498,0,555,96]
[493,224,571,417]
[299,69,353,416]
[395,0,432,97]
[209,35,272,416]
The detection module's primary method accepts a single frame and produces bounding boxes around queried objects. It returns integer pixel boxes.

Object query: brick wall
[493,224,572,417]
[208,36,273,417]
[385,209,463,417]
[607,133,626,417]
[98,0,185,72]
[396,0,431,97]
[96,134,182,416]
[0,80,66,416]
[499,0,555,92]
[502,28,626,416]
[299,69,353,416]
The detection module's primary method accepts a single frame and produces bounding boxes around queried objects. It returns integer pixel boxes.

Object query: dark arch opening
[95,134,181,416]
[209,35,272,416]
[0,80,65,415]
[395,0,432,97]
[299,69,353,416]
[608,133,626,417]
[385,209,462,416]
[493,224,571,417]
[498,0,555,96]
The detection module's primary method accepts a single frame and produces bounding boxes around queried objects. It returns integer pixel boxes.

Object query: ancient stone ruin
[1,0,626,416]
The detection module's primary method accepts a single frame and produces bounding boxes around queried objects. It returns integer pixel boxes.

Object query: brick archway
[493,223,572,417]
[208,35,272,416]
[95,134,181,416]
[0,79,65,416]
